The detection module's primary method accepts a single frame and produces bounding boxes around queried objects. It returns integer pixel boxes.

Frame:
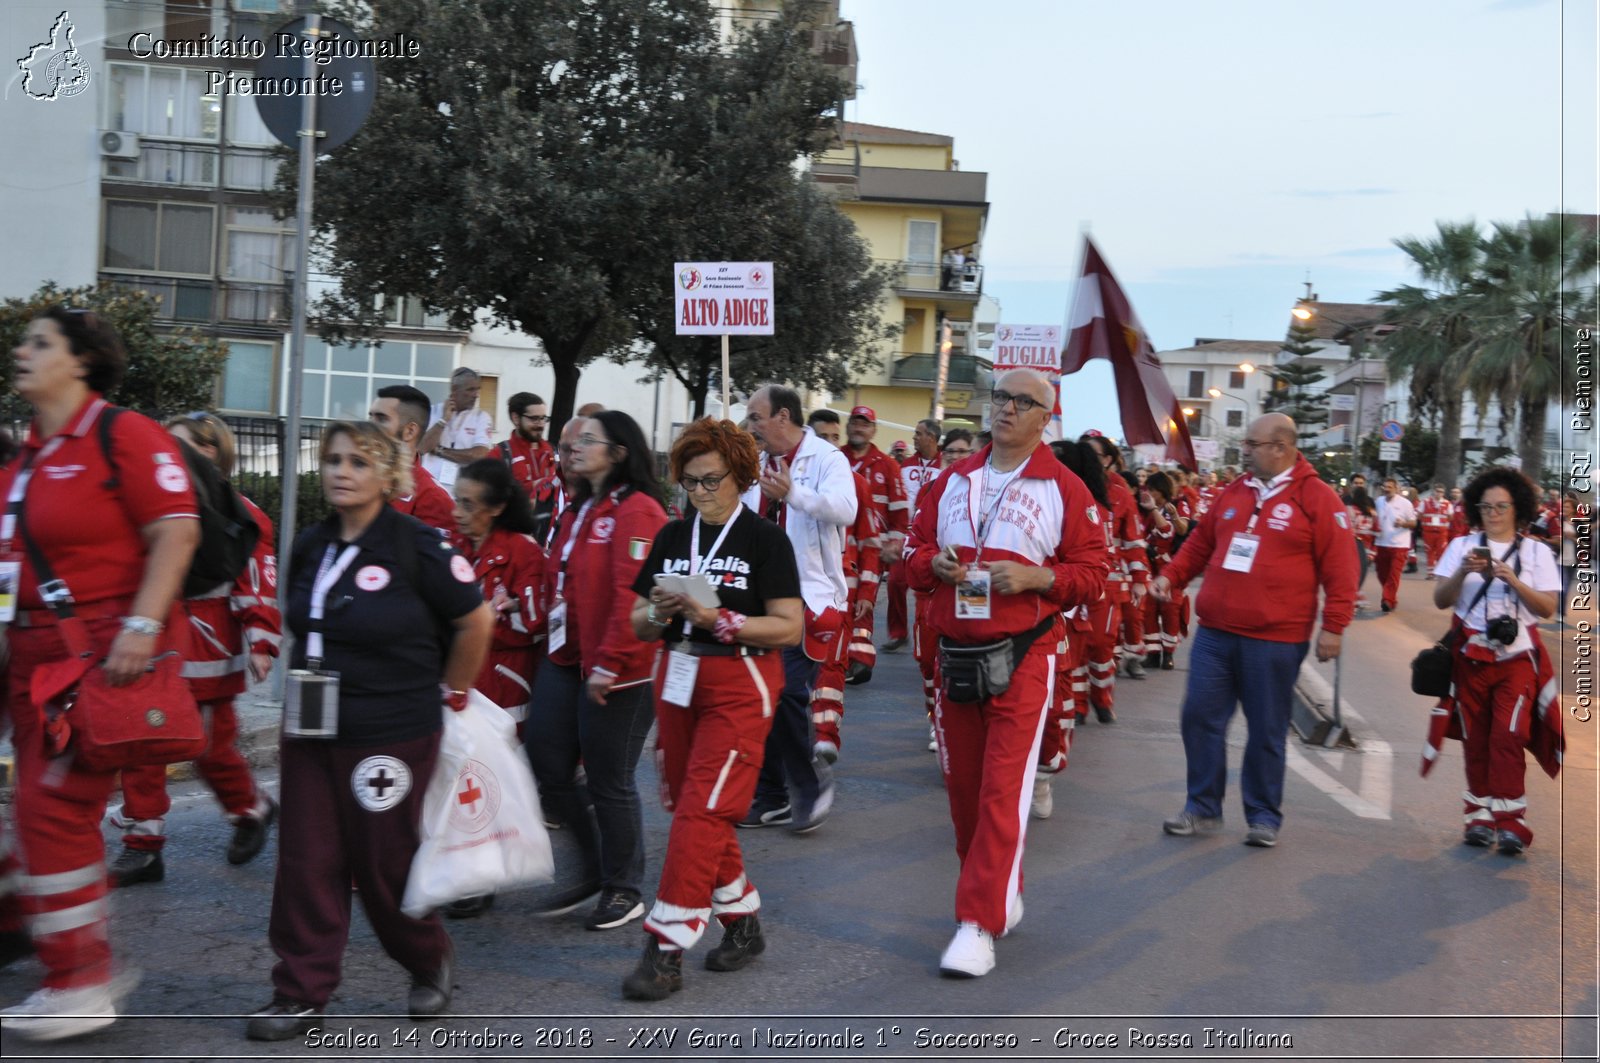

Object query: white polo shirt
[421,403,493,489]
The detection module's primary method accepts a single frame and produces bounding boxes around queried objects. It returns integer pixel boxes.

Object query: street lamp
[1291,298,1379,479]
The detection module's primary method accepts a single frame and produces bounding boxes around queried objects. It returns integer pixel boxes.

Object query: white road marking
[1288,663,1395,820]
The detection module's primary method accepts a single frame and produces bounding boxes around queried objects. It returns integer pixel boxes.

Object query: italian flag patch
[628,538,650,560]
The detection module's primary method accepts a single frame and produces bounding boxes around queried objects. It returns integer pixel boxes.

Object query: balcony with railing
[891,352,993,388]
[887,260,983,297]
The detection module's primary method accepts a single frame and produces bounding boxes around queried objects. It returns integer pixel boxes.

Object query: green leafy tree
[1464,213,1599,481]
[1263,357,1330,447]
[0,282,228,420]
[302,0,855,429]
[1376,220,1484,488]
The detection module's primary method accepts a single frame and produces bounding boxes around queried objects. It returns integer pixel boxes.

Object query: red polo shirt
[391,457,455,535]
[0,396,198,609]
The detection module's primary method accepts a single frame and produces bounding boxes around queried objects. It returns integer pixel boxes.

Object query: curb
[1291,660,1358,749]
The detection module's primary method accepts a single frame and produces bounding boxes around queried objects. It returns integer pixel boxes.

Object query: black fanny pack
[938,616,1056,704]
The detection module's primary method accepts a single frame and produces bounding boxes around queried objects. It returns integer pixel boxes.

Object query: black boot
[1160,651,1174,670]
[227,796,278,866]
[109,848,164,888]
[621,937,683,1000]
[704,914,766,972]
[1145,651,1161,670]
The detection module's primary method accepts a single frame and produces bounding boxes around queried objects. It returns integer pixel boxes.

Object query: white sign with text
[674,262,775,336]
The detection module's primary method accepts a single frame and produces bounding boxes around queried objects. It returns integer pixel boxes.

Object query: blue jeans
[754,646,832,810]
[1179,626,1309,831]
[524,662,654,896]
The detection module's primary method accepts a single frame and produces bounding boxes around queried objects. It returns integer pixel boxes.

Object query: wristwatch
[121,615,164,636]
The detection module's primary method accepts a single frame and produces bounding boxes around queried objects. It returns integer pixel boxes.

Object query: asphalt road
[1,566,1595,1062]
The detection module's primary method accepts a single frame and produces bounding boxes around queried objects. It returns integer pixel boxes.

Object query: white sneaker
[1030,775,1053,819]
[927,723,938,752]
[813,739,839,765]
[0,983,118,1041]
[939,921,995,978]
[1004,895,1023,937]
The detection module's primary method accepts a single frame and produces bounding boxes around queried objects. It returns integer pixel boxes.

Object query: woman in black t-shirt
[618,419,802,1001]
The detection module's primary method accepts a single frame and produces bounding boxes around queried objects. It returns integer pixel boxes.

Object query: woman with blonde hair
[247,421,492,1039]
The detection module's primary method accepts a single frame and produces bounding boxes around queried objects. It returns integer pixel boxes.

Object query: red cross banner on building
[1061,237,1196,469]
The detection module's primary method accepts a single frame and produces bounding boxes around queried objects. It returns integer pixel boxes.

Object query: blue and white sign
[1380,420,1405,442]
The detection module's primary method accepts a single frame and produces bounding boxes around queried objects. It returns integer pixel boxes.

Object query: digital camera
[1486,615,1520,646]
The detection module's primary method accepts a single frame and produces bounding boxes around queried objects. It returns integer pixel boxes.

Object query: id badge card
[284,669,340,738]
[1222,533,1261,573]
[0,558,20,623]
[661,650,700,707]
[548,600,569,653]
[956,568,992,620]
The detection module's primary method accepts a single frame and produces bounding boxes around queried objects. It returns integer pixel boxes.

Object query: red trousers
[0,819,21,937]
[913,593,937,719]
[117,697,264,851]
[1143,592,1186,654]
[1086,593,1121,714]
[847,580,879,670]
[1421,529,1450,572]
[933,642,1053,936]
[7,618,127,990]
[1454,654,1537,845]
[886,560,911,642]
[1374,546,1408,609]
[811,620,848,751]
[644,651,779,950]
[1040,623,1087,773]
[268,732,449,1007]
[1118,591,1146,661]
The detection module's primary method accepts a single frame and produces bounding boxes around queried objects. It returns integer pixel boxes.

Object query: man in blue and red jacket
[1153,413,1357,849]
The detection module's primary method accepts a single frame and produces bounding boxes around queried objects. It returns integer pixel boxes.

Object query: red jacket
[1162,455,1358,643]
[181,494,281,702]
[849,443,910,541]
[540,486,666,686]
[1418,496,1453,532]
[499,434,557,497]
[392,458,455,535]
[1105,475,1148,587]
[454,525,546,711]
[844,471,884,604]
[906,443,1108,644]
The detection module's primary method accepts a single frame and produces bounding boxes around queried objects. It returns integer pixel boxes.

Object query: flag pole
[721,334,730,419]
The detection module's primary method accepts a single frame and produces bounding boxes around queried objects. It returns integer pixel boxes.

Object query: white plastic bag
[402,691,554,916]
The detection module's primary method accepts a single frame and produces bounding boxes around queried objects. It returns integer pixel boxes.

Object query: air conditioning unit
[100,130,140,160]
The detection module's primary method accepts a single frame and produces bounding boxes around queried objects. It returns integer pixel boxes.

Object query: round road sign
[1380,420,1405,442]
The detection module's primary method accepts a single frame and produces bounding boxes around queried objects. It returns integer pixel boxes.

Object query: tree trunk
[1518,392,1546,484]
[690,361,712,421]
[1432,388,1464,487]
[545,340,583,440]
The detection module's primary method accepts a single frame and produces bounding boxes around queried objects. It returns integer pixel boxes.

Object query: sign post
[674,262,775,418]
[991,324,1063,440]
[1379,420,1405,479]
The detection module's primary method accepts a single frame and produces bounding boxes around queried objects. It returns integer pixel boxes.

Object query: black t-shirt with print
[631,506,800,646]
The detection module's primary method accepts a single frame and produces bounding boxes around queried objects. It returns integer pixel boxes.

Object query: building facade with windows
[809,122,995,430]
[1151,339,1279,468]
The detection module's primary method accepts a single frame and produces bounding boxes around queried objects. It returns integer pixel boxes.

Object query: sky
[840,0,1598,438]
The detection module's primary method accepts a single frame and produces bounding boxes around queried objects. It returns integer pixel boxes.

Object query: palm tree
[1376,220,1485,488]
[1467,213,1599,481]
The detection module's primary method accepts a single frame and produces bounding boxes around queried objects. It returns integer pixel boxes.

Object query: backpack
[97,407,262,599]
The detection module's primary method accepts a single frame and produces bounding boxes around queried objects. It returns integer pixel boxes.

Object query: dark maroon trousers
[268,732,449,1007]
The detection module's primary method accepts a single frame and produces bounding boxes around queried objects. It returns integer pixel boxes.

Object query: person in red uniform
[911,430,974,750]
[1347,485,1379,611]
[841,406,909,684]
[526,411,666,929]
[1448,486,1470,540]
[0,307,200,1041]
[497,391,557,496]
[906,370,1106,978]
[1154,414,1356,848]
[803,411,880,763]
[441,457,547,917]
[369,385,454,535]
[1429,467,1562,853]
[1140,471,1192,670]
[1417,483,1454,578]
[884,418,943,652]
[1081,433,1150,681]
[619,419,803,999]
[107,413,282,888]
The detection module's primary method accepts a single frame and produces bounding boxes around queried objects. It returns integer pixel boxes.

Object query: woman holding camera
[1430,466,1560,854]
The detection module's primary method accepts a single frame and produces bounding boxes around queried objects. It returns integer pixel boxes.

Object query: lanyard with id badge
[956,463,1024,621]
[547,499,595,655]
[660,507,738,706]
[1222,482,1286,574]
[284,543,360,738]
[0,437,68,624]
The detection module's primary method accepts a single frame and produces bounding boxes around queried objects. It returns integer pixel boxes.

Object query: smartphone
[1471,546,1492,561]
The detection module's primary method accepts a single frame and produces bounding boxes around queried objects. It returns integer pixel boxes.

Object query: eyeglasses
[1240,439,1282,450]
[518,414,549,423]
[1477,501,1513,514]
[572,434,611,449]
[991,390,1043,413]
[680,472,730,493]
[943,447,972,457]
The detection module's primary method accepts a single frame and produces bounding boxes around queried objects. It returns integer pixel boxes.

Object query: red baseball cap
[849,406,876,422]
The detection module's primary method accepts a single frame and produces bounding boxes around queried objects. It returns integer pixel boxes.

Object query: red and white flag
[1061,238,1196,468]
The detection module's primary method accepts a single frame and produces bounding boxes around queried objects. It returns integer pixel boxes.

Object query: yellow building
[811,123,992,430]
